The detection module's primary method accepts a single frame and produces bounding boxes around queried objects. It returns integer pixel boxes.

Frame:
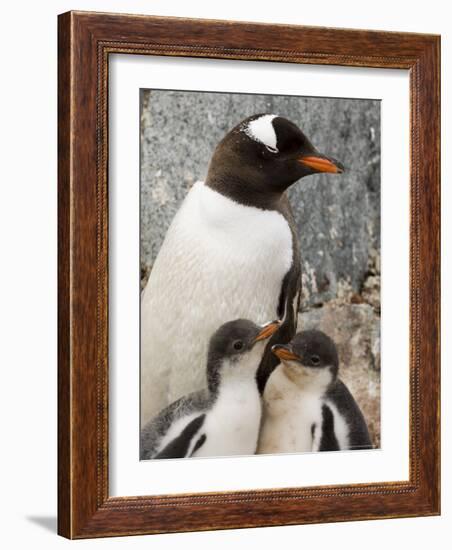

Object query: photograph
[139,89,381,460]
[52,7,440,540]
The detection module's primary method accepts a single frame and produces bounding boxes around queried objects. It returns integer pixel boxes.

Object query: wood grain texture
[57,10,72,538]
[57,10,440,539]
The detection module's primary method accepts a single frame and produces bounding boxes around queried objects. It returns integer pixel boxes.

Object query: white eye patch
[241,114,279,152]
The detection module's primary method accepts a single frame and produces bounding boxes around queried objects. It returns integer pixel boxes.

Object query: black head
[272,330,339,383]
[206,318,280,394]
[206,114,344,208]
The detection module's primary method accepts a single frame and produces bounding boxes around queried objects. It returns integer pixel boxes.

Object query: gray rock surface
[140,89,380,307]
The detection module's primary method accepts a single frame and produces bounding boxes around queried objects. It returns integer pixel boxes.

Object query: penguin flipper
[256,196,302,394]
[256,254,301,393]
[326,380,373,450]
[190,433,207,456]
[319,404,340,452]
[154,414,206,459]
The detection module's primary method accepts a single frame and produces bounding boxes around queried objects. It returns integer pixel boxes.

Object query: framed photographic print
[58,11,440,538]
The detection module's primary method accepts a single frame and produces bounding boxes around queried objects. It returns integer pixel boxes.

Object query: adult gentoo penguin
[258,330,372,453]
[140,319,280,459]
[141,114,344,424]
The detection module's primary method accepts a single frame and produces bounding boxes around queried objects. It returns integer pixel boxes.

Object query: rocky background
[141,90,381,447]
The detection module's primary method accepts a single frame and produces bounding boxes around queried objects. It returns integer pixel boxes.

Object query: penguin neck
[282,364,335,396]
[208,360,260,401]
[205,172,284,211]
[211,371,261,413]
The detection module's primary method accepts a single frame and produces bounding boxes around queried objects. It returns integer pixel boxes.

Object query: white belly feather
[194,379,262,458]
[141,182,293,423]
[258,367,323,454]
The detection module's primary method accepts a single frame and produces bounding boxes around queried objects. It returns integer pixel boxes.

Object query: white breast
[257,366,323,454]
[193,378,262,458]
[141,182,293,423]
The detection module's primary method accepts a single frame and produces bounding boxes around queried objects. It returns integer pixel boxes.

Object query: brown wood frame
[58,10,440,539]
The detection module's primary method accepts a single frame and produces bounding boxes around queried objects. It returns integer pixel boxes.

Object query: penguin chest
[148,182,293,316]
[182,182,294,319]
[258,369,323,454]
[262,395,322,454]
[194,382,262,457]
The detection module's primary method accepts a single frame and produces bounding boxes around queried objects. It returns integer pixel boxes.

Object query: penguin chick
[141,319,281,459]
[257,330,372,454]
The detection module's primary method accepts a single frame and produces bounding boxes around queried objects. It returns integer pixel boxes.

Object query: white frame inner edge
[109,54,409,497]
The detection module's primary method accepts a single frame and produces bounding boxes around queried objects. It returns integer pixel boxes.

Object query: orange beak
[254,320,281,342]
[298,155,344,174]
[271,344,300,361]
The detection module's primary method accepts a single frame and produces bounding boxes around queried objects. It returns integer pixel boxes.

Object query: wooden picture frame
[58,11,440,539]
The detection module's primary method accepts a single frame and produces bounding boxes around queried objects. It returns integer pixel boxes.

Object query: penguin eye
[310,355,321,365]
[265,145,278,154]
[233,340,244,351]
